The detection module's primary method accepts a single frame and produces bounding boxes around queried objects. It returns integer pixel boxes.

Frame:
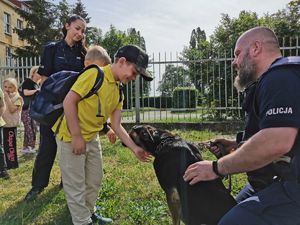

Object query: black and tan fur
[129,125,236,225]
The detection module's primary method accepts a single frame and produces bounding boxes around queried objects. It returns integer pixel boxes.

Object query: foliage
[72,0,91,23]
[99,25,150,99]
[55,0,72,36]
[157,64,192,96]
[86,27,103,46]
[15,0,58,57]
[211,11,260,52]
[172,87,198,108]
[141,96,173,108]
[179,1,300,119]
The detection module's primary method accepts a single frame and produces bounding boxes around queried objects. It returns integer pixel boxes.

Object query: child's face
[117,60,138,84]
[3,82,15,94]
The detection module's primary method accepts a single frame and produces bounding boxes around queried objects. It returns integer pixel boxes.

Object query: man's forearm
[218,127,297,175]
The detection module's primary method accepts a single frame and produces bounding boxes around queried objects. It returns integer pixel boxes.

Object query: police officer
[208,80,286,203]
[184,27,300,224]
[25,15,86,200]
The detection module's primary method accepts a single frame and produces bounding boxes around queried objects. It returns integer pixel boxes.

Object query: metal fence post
[135,78,140,123]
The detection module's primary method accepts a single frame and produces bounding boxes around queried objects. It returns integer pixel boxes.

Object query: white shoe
[21,148,31,154]
[22,147,36,154]
[27,146,36,153]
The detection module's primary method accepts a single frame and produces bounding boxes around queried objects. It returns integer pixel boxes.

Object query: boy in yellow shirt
[53,45,152,225]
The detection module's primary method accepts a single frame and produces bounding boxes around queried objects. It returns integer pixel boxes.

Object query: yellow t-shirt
[52,64,123,142]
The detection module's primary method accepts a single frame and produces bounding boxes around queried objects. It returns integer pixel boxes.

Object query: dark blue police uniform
[235,82,280,202]
[32,40,85,189]
[219,60,300,225]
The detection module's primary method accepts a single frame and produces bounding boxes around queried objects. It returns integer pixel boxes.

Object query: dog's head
[129,125,174,156]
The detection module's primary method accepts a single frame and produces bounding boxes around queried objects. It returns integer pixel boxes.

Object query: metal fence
[1,37,299,124]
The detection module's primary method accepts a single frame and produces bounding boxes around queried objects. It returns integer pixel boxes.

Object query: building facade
[0,0,29,66]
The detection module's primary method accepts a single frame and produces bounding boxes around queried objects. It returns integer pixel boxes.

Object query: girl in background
[2,78,23,169]
[0,88,9,179]
[20,66,41,154]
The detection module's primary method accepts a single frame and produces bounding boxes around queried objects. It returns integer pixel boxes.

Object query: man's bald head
[233,27,282,90]
[237,27,281,54]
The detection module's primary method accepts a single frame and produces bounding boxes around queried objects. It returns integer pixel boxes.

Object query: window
[5,47,13,67]
[4,12,11,34]
[17,19,23,30]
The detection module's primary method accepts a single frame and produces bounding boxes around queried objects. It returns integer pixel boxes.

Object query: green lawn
[0,129,246,225]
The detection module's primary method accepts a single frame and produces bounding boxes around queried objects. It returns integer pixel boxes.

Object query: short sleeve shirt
[53,64,123,142]
[256,65,300,129]
[38,40,85,77]
[21,78,39,110]
[256,63,300,202]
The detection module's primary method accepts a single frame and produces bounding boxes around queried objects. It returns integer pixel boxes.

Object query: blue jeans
[31,124,57,188]
[235,183,256,203]
[219,182,300,225]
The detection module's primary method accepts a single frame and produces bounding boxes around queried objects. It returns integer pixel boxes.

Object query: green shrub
[172,87,198,108]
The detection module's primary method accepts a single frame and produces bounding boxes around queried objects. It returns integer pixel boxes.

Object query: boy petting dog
[53,45,153,225]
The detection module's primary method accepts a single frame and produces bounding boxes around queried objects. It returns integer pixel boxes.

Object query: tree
[210,11,260,52]
[182,27,211,90]
[15,0,58,57]
[157,65,191,96]
[99,25,125,59]
[86,27,103,46]
[55,0,72,36]
[72,0,90,23]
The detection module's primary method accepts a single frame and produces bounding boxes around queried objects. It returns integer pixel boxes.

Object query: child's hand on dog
[133,146,152,162]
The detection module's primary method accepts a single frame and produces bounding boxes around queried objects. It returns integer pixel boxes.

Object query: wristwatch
[212,160,225,178]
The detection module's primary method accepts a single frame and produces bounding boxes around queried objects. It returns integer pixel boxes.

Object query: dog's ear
[160,130,174,140]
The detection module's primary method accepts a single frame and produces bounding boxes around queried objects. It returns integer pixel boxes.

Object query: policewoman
[25,15,86,201]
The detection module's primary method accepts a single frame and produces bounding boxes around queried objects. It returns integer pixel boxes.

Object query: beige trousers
[56,135,103,225]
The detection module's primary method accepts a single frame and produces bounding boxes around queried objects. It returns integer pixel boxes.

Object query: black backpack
[29,64,104,127]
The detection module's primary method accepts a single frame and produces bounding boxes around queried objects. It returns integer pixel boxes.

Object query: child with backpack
[2,78,23,169]
[53,44,153,225]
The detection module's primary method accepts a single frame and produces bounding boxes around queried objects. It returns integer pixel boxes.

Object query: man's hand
[208,139,237,158]
[71,135,86,155]
[183,160,218,185]
[132,146,152,162]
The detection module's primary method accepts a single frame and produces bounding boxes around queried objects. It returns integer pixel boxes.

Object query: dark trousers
[3,127,18,169]
[31,124,57,188]
[235,183,256,203]
[0,127,7,171]
[219,182,300,225]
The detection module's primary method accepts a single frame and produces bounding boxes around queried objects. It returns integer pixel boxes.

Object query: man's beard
[234,52,257,92]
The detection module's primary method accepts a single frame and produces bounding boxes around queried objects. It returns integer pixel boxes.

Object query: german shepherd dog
[129,125,236,225]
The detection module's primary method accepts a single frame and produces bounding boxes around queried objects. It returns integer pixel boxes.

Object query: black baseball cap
[114,45,153,81]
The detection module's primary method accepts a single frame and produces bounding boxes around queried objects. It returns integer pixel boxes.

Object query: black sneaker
[91,213,113,224]
[59,179,63,189]
[0,170,10,179]
[24,187,44,202]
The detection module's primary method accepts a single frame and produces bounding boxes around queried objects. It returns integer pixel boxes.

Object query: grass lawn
[0,129,246,225]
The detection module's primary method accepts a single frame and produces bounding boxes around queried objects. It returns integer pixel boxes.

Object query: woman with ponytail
[25,15,86,199]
